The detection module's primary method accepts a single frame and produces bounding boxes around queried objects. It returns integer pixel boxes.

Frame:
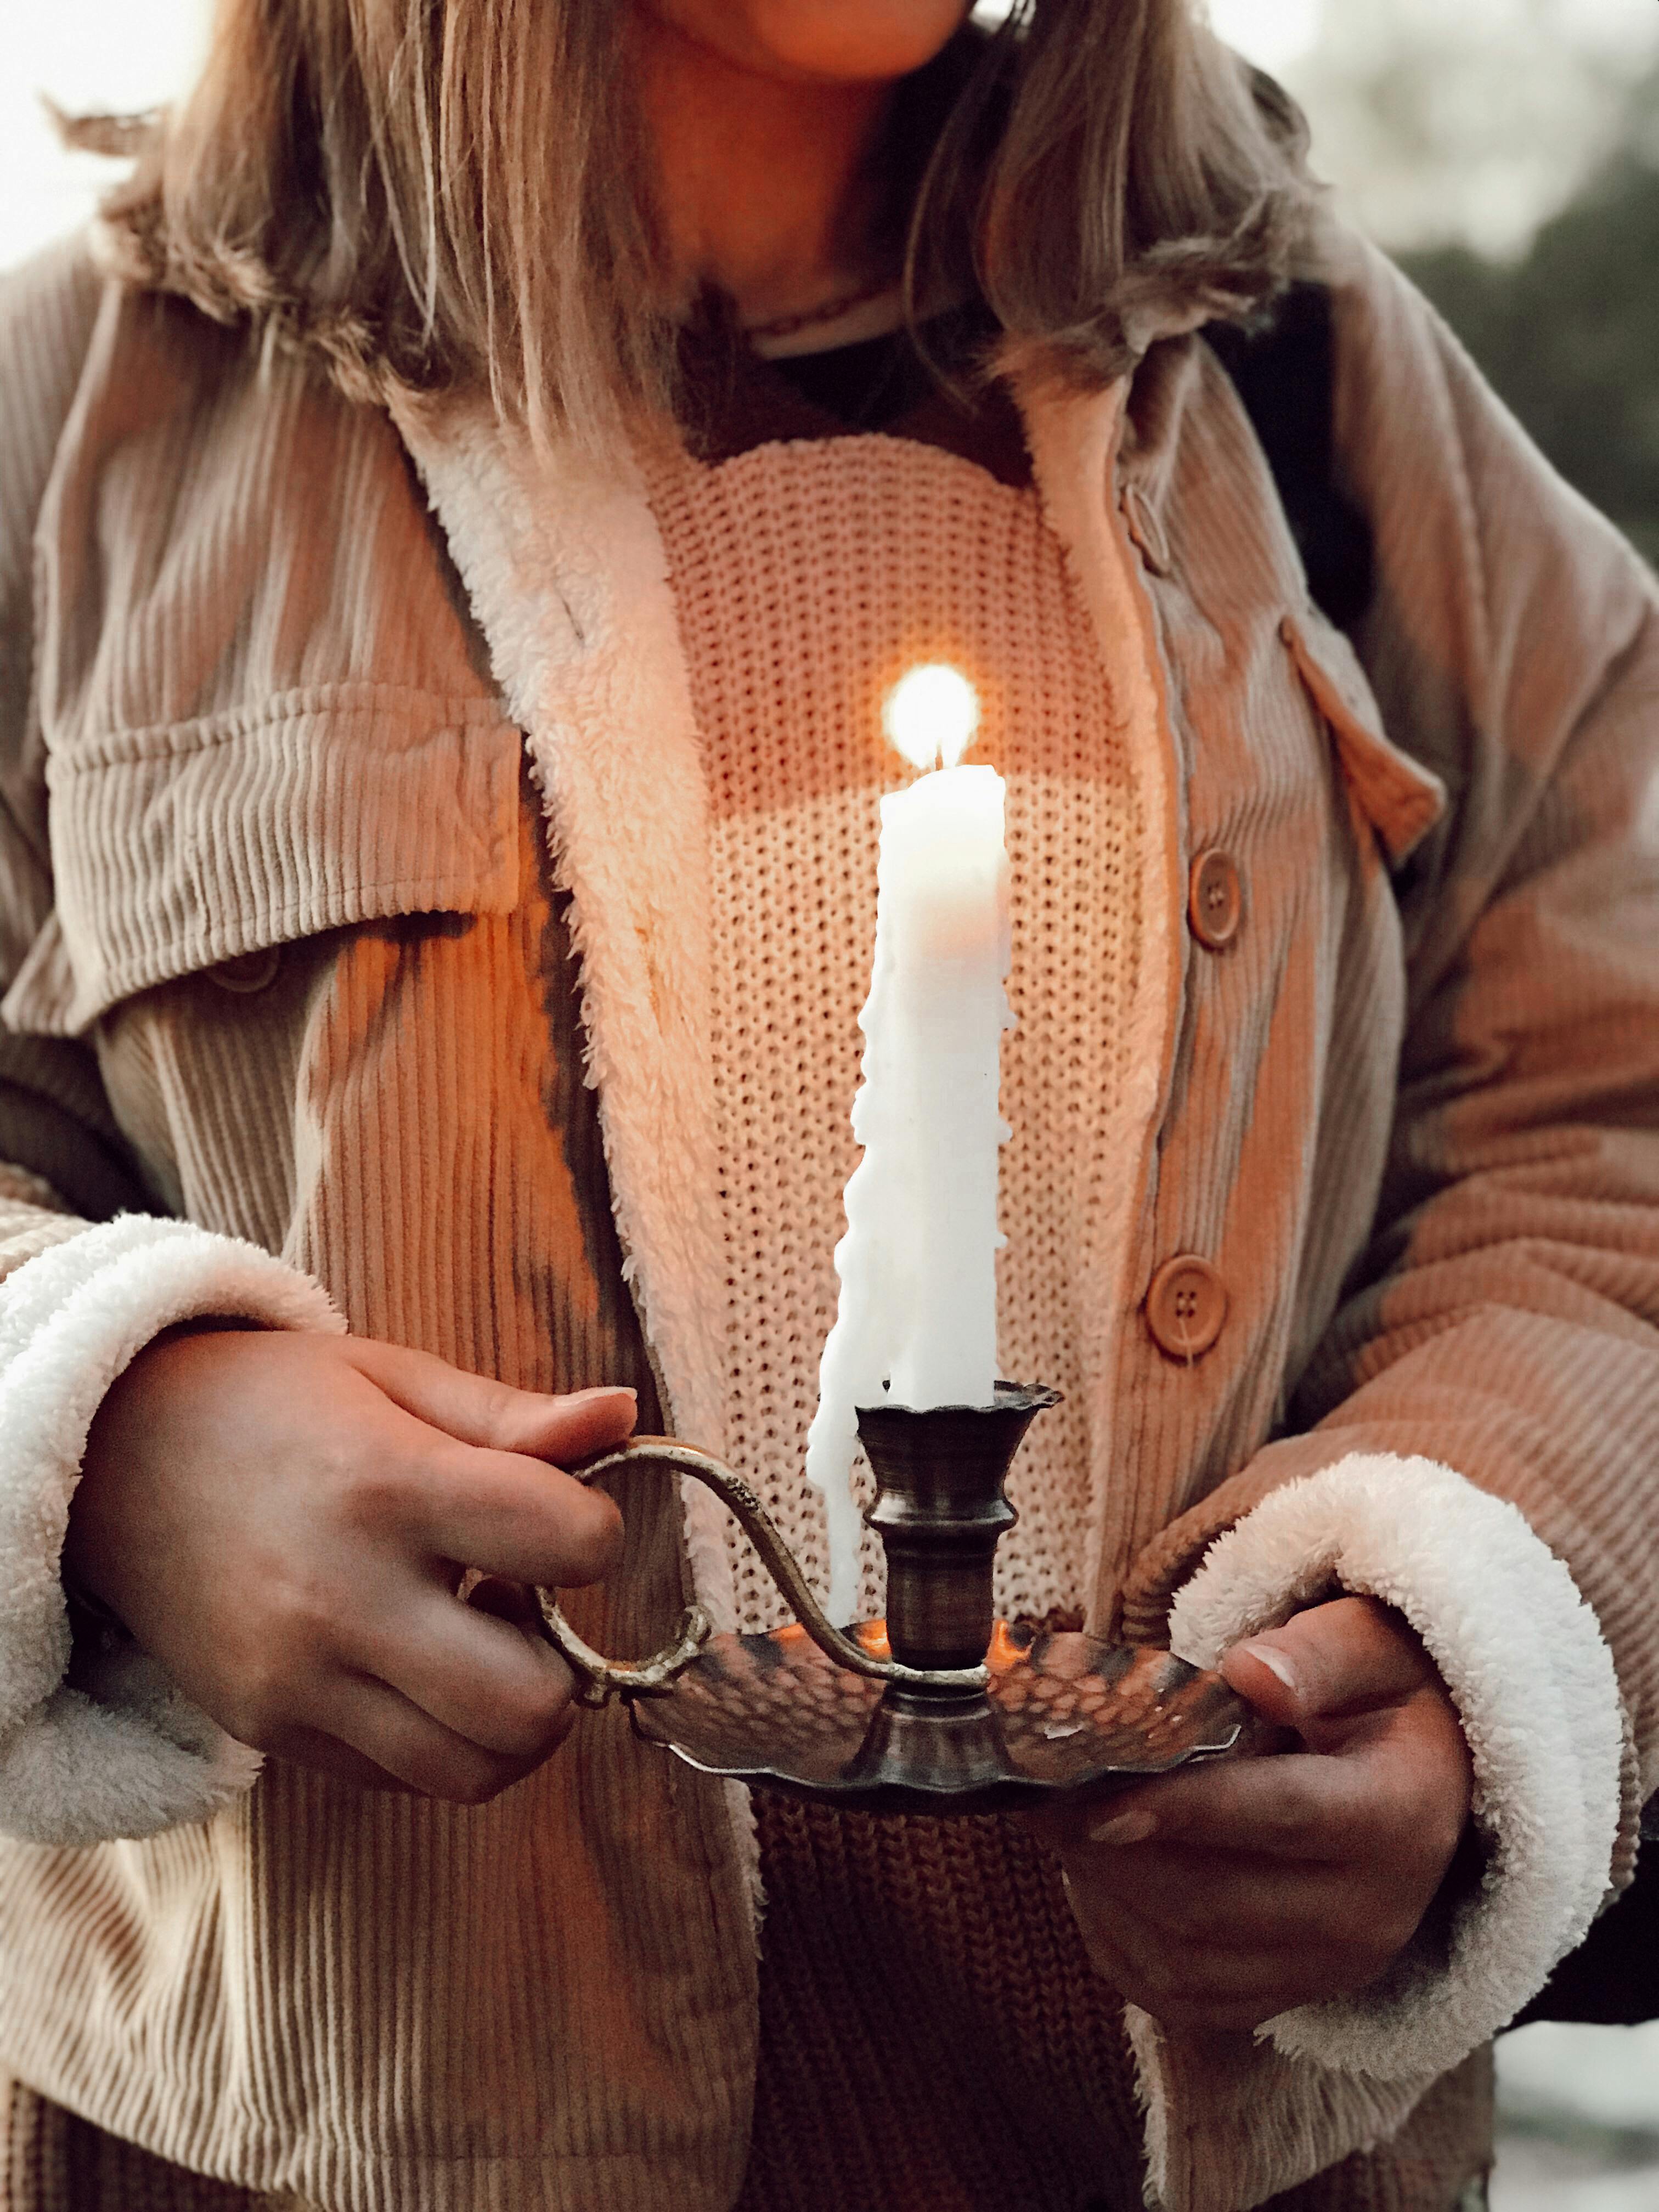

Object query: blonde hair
[73,0,1314,448]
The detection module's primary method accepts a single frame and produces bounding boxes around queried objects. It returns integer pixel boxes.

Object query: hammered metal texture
[630,1620,1251,1814]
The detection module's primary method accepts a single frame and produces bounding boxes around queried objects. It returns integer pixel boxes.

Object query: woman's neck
[633,21,900,331]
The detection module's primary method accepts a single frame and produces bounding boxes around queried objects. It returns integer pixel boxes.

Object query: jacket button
[208,947,283,995]
[1188,849,1243,950]
[1146,1255,1229,1362]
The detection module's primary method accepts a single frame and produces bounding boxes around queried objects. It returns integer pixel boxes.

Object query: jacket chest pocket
[3,689,524,1041]
[3,692,525,1235]
[1278,608,1446,870]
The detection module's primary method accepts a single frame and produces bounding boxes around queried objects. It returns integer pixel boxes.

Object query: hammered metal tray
[629,1617,1252,1815]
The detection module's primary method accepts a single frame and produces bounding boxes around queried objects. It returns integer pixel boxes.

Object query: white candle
[805,665,1013,1623]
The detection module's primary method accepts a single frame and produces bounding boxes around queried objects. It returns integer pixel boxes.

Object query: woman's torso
[0,239,1460,2209]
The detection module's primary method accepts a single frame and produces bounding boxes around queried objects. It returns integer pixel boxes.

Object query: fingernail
[1239,1640,1297,1692]
[1087,1807,1158,1848]
[574,1385,636,1403]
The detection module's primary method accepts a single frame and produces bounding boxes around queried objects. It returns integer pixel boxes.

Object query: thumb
[1219,1593,1435,1736]
[350,1341,639,1463]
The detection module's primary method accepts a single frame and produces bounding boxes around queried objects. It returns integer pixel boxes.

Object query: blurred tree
[1399,134,1659,568]
[1287,0,1659,256]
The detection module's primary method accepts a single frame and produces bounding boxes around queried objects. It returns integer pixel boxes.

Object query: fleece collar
[390,400,744,1630]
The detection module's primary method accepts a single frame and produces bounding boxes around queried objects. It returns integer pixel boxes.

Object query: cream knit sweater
[638,424,1147,1636]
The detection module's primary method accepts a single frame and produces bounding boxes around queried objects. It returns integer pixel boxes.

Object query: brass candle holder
[538,1384,1252,1815]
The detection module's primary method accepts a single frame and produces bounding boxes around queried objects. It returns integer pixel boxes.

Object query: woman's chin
[642,0,974,86]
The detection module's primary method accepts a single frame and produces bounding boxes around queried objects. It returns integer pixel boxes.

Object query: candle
[805,665,1013,1624]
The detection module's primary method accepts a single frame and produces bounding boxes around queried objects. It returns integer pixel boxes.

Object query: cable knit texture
[636,425,1154,1636]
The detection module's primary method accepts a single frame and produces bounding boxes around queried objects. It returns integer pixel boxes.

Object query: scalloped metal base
[629,1618,1254,1815]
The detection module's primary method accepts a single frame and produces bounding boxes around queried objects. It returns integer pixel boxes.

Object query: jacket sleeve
[0,239,343,1847]
[1121,236,1659,2079]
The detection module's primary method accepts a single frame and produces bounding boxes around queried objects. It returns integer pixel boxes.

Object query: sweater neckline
[674,301,1034,492]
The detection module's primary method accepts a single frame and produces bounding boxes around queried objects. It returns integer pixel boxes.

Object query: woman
[0,2,1653,2207]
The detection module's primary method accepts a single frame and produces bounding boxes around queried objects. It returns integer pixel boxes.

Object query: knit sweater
[0,227,1654,2212]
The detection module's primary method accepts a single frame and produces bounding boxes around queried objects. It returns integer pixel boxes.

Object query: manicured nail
[1239,1640,1297,1692]
[1088,1807,1158,1848]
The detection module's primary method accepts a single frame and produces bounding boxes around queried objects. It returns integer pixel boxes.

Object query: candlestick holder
[538,1384,1255,1815]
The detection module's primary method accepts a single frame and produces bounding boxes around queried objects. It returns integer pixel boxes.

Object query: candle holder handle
[537,1437,991,1708]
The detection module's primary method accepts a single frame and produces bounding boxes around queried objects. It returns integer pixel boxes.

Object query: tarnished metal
[543,1590,714,1710]
[534,1385,1256,1811]
[536,1436,993,1704]
[857,1384,1059,1673]
[630,1624,1255,1814]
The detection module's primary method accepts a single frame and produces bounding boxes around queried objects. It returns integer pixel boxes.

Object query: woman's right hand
[64,1329,635,1804]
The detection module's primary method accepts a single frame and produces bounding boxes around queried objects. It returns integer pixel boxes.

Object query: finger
[348,1580,580,1761]
[1115,1932,1355,2010]
[1066,1837,1335,1932]
[465,1576,545,1628]
[1059,1839,1408,1959]
[404,1441,624,1587]
[1060,1874,1367,2026]
[351,1341,638,1464]
[1073,1752,1383,1860]
[303,1672,545,1804]
[1118,1973,1344,2034]
[263,1722,421,1795]
[1221,1595,1433,1731]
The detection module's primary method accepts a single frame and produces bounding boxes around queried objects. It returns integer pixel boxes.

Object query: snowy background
[1,0,1657,2202]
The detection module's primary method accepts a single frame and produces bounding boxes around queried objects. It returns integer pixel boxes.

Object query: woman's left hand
[1037,1595,1474,2032]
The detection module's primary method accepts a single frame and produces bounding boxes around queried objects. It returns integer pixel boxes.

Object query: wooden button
[208,947,283,995]
[1188,849,1243,950]
[1145,1255,1229,1362]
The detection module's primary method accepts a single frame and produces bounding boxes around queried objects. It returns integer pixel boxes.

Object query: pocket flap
[4,686,523,1037]
[1280,610,1447,866]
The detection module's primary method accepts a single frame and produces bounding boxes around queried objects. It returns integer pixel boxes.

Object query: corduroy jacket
[0,219,1655,2212]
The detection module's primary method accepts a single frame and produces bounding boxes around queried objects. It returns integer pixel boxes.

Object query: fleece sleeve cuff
[0,1215,345,1847]
[1166,1451,1625,2081]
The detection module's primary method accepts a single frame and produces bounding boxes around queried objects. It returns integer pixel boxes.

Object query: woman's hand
[65,1329,635,1804]
[1039,1596,1474,2031]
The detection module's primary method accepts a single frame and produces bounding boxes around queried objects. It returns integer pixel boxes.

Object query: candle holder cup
[538,1384,1256,1815]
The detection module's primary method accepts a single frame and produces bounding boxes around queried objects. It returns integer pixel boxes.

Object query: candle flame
[884,663,980,772]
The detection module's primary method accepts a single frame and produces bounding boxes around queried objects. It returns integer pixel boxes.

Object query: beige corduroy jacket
[0,222,1655,2212]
